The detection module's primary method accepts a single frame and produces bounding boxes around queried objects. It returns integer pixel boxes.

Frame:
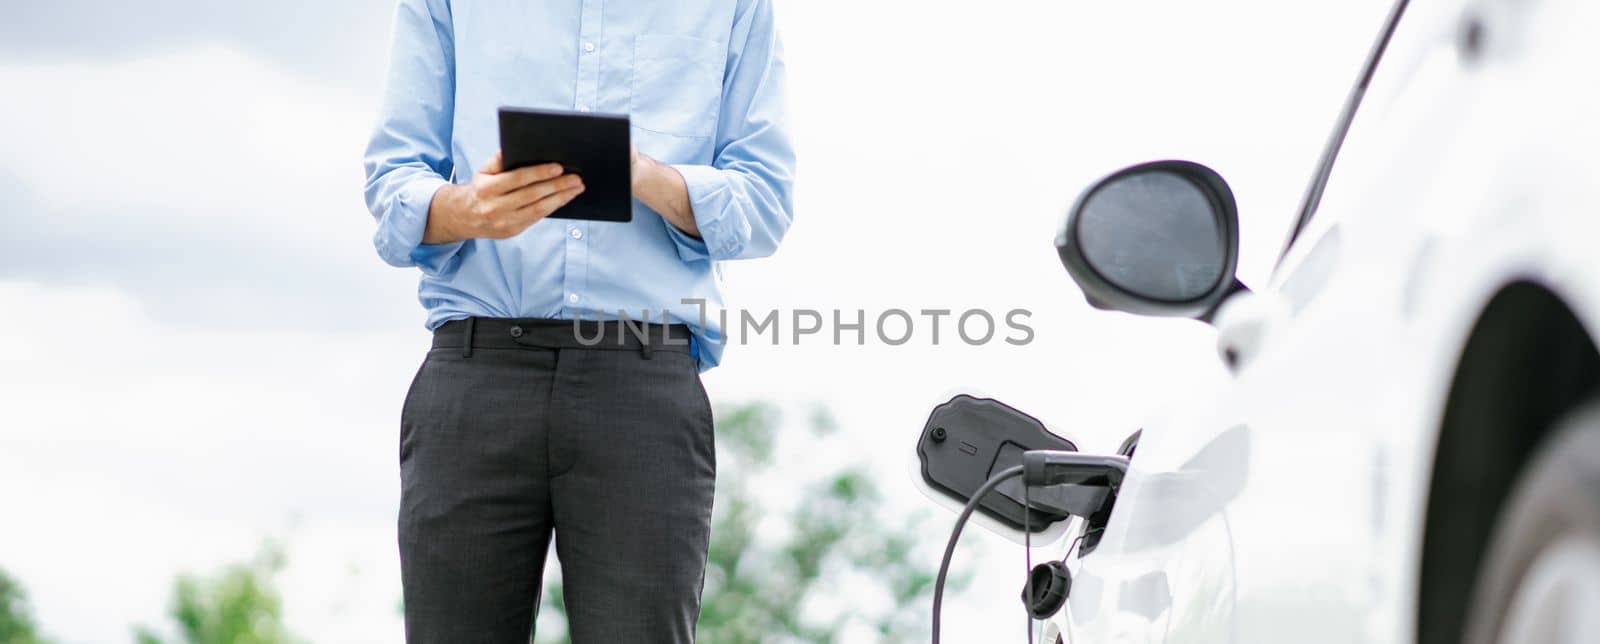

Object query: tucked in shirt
[363,0,796,369]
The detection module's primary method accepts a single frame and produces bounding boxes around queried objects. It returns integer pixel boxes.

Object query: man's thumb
[480,151,503,175]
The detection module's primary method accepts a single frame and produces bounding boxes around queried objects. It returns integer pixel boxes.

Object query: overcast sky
[0,1,1391,641]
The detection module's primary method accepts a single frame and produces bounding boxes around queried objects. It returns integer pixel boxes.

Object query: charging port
[918,395,1088,532]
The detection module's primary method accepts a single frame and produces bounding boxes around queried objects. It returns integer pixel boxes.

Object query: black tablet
[498,107,632,222]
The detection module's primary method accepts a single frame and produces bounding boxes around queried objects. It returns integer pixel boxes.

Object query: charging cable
[932,465,1022,644]
[1024,478,1035,644]
[932,451,1129,643]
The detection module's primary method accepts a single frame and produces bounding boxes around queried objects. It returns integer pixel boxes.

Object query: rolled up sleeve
[667,0,796,263]
[373,173,459,272]
[362,0,463,275]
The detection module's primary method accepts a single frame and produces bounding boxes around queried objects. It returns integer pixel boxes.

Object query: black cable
[1024,480,1034,644]
[1060,533,1086,565]
[932,465,1024,644]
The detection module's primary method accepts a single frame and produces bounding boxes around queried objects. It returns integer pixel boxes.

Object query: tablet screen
[498,107,633,222]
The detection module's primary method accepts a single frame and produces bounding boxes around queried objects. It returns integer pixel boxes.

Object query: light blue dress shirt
[363,0,795,369]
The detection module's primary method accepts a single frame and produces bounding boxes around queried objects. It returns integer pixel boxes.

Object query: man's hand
[424,152,585,244]
[631,145,699,238]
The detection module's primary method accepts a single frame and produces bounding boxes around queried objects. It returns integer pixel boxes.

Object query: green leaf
[0,567,51,644]
[134,543,304,644]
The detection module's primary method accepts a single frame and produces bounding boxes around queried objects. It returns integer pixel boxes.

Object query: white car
[918,0,1600,642]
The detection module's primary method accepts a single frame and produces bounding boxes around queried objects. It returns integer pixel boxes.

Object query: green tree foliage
[133,544,302,644]
[0,567,50,644]
[537,401,963,644]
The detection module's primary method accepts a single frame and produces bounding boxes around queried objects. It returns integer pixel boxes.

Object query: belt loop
[462,317,476,359]
[639,326,655,360]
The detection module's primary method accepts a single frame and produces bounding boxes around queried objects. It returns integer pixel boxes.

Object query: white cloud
[0,47,420,330]
[0,0,393,90]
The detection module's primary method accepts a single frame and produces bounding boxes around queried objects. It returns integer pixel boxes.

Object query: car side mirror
[1055,160,1246,321]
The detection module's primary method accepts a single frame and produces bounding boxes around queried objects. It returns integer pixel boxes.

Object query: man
[361,1,794,641]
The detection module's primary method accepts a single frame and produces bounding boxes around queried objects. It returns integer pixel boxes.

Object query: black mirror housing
[1056,160,1245,321]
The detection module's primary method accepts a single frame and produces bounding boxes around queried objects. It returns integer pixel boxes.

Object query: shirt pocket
[631,34,725,139]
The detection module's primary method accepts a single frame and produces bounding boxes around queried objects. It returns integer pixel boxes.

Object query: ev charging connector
[1023,450,1128,489]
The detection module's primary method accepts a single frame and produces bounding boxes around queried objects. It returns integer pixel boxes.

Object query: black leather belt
[432,317,695,359]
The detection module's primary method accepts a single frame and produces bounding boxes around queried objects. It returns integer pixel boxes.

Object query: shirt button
[568,293,581,304]
[583,42,596,53]
[577,104,592,113]
[569,227,583,240]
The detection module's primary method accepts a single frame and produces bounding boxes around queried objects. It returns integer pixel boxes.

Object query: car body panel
[1054,0,1600,641]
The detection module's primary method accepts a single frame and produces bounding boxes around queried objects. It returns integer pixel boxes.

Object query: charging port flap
[917,395,1091,535]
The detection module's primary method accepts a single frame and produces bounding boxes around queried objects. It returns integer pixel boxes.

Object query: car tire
[1462,402,1600,644]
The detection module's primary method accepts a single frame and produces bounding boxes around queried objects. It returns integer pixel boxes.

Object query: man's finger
[479,151,503,175]
[501,174,585,210]
[505,163,566,188]
[515,185,586,223]
[483,162,565,195]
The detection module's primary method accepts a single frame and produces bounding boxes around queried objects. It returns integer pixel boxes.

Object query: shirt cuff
[669,164,752,262]
[374,175,464,275]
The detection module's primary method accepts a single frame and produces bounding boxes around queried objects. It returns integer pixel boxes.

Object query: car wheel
[1463,403,1600,644]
